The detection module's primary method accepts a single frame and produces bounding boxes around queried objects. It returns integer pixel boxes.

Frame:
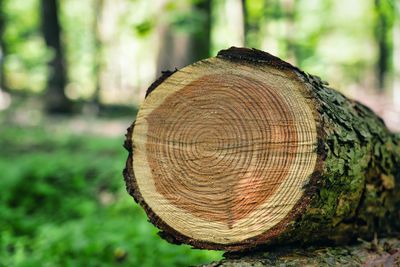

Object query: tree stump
[123,47,400,251]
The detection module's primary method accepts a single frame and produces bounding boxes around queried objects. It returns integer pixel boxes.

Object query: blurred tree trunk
[192,0,211,61]
[0,0,7,92]
[241,0,264,48]
[156,0,211,75]
[374,0,393,92]
[241,0,249,46]
[92,0,104,108]
[156,24,192,74]
[282,0,297,65]
[41,0,72,114]
[394,0,400,106]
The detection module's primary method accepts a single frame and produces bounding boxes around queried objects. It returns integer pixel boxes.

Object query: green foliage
[135,20,154,37]
[2,0,49,92]
[0,125,223,266]
[1,0,398,103]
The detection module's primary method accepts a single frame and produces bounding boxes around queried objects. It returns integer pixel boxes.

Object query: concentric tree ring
[130,56,318,246]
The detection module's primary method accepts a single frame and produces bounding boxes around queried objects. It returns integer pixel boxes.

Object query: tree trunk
[374,0,393,92]
[41,0,72,113]
[192,0,211,61]
[156,0,211,75]
[241,0,250,47]
[282,0,297,64]
[0,0,7,92]
[92,0,104,109]
[393,0,400,106]
[0,0,10,110]
[241,0,265,49]
[123,47,400,251]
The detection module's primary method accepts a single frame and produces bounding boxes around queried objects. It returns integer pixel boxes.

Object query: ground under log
[123,47,400,251]
[202,237,400,266]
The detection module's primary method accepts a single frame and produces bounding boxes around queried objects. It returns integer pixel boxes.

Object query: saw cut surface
[146,73,297,227]
[132,58,318,244]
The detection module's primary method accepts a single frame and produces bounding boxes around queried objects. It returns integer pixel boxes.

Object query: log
[123,47,400,251]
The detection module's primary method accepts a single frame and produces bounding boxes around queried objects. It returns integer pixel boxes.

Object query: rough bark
[41,0,72,113]
[123,47,400,252]
[282,0,297,64]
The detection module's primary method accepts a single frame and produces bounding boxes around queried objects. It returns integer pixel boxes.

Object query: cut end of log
[125,47,324,250]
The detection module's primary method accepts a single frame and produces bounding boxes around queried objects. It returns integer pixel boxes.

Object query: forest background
[0,0,399,266]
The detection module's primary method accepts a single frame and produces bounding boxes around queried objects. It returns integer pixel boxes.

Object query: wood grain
[131,57,318,244]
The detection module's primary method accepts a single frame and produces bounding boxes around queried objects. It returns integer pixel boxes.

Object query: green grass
[0,124,223,266]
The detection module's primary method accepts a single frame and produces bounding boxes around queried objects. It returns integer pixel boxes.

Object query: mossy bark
[255,60,400,247]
